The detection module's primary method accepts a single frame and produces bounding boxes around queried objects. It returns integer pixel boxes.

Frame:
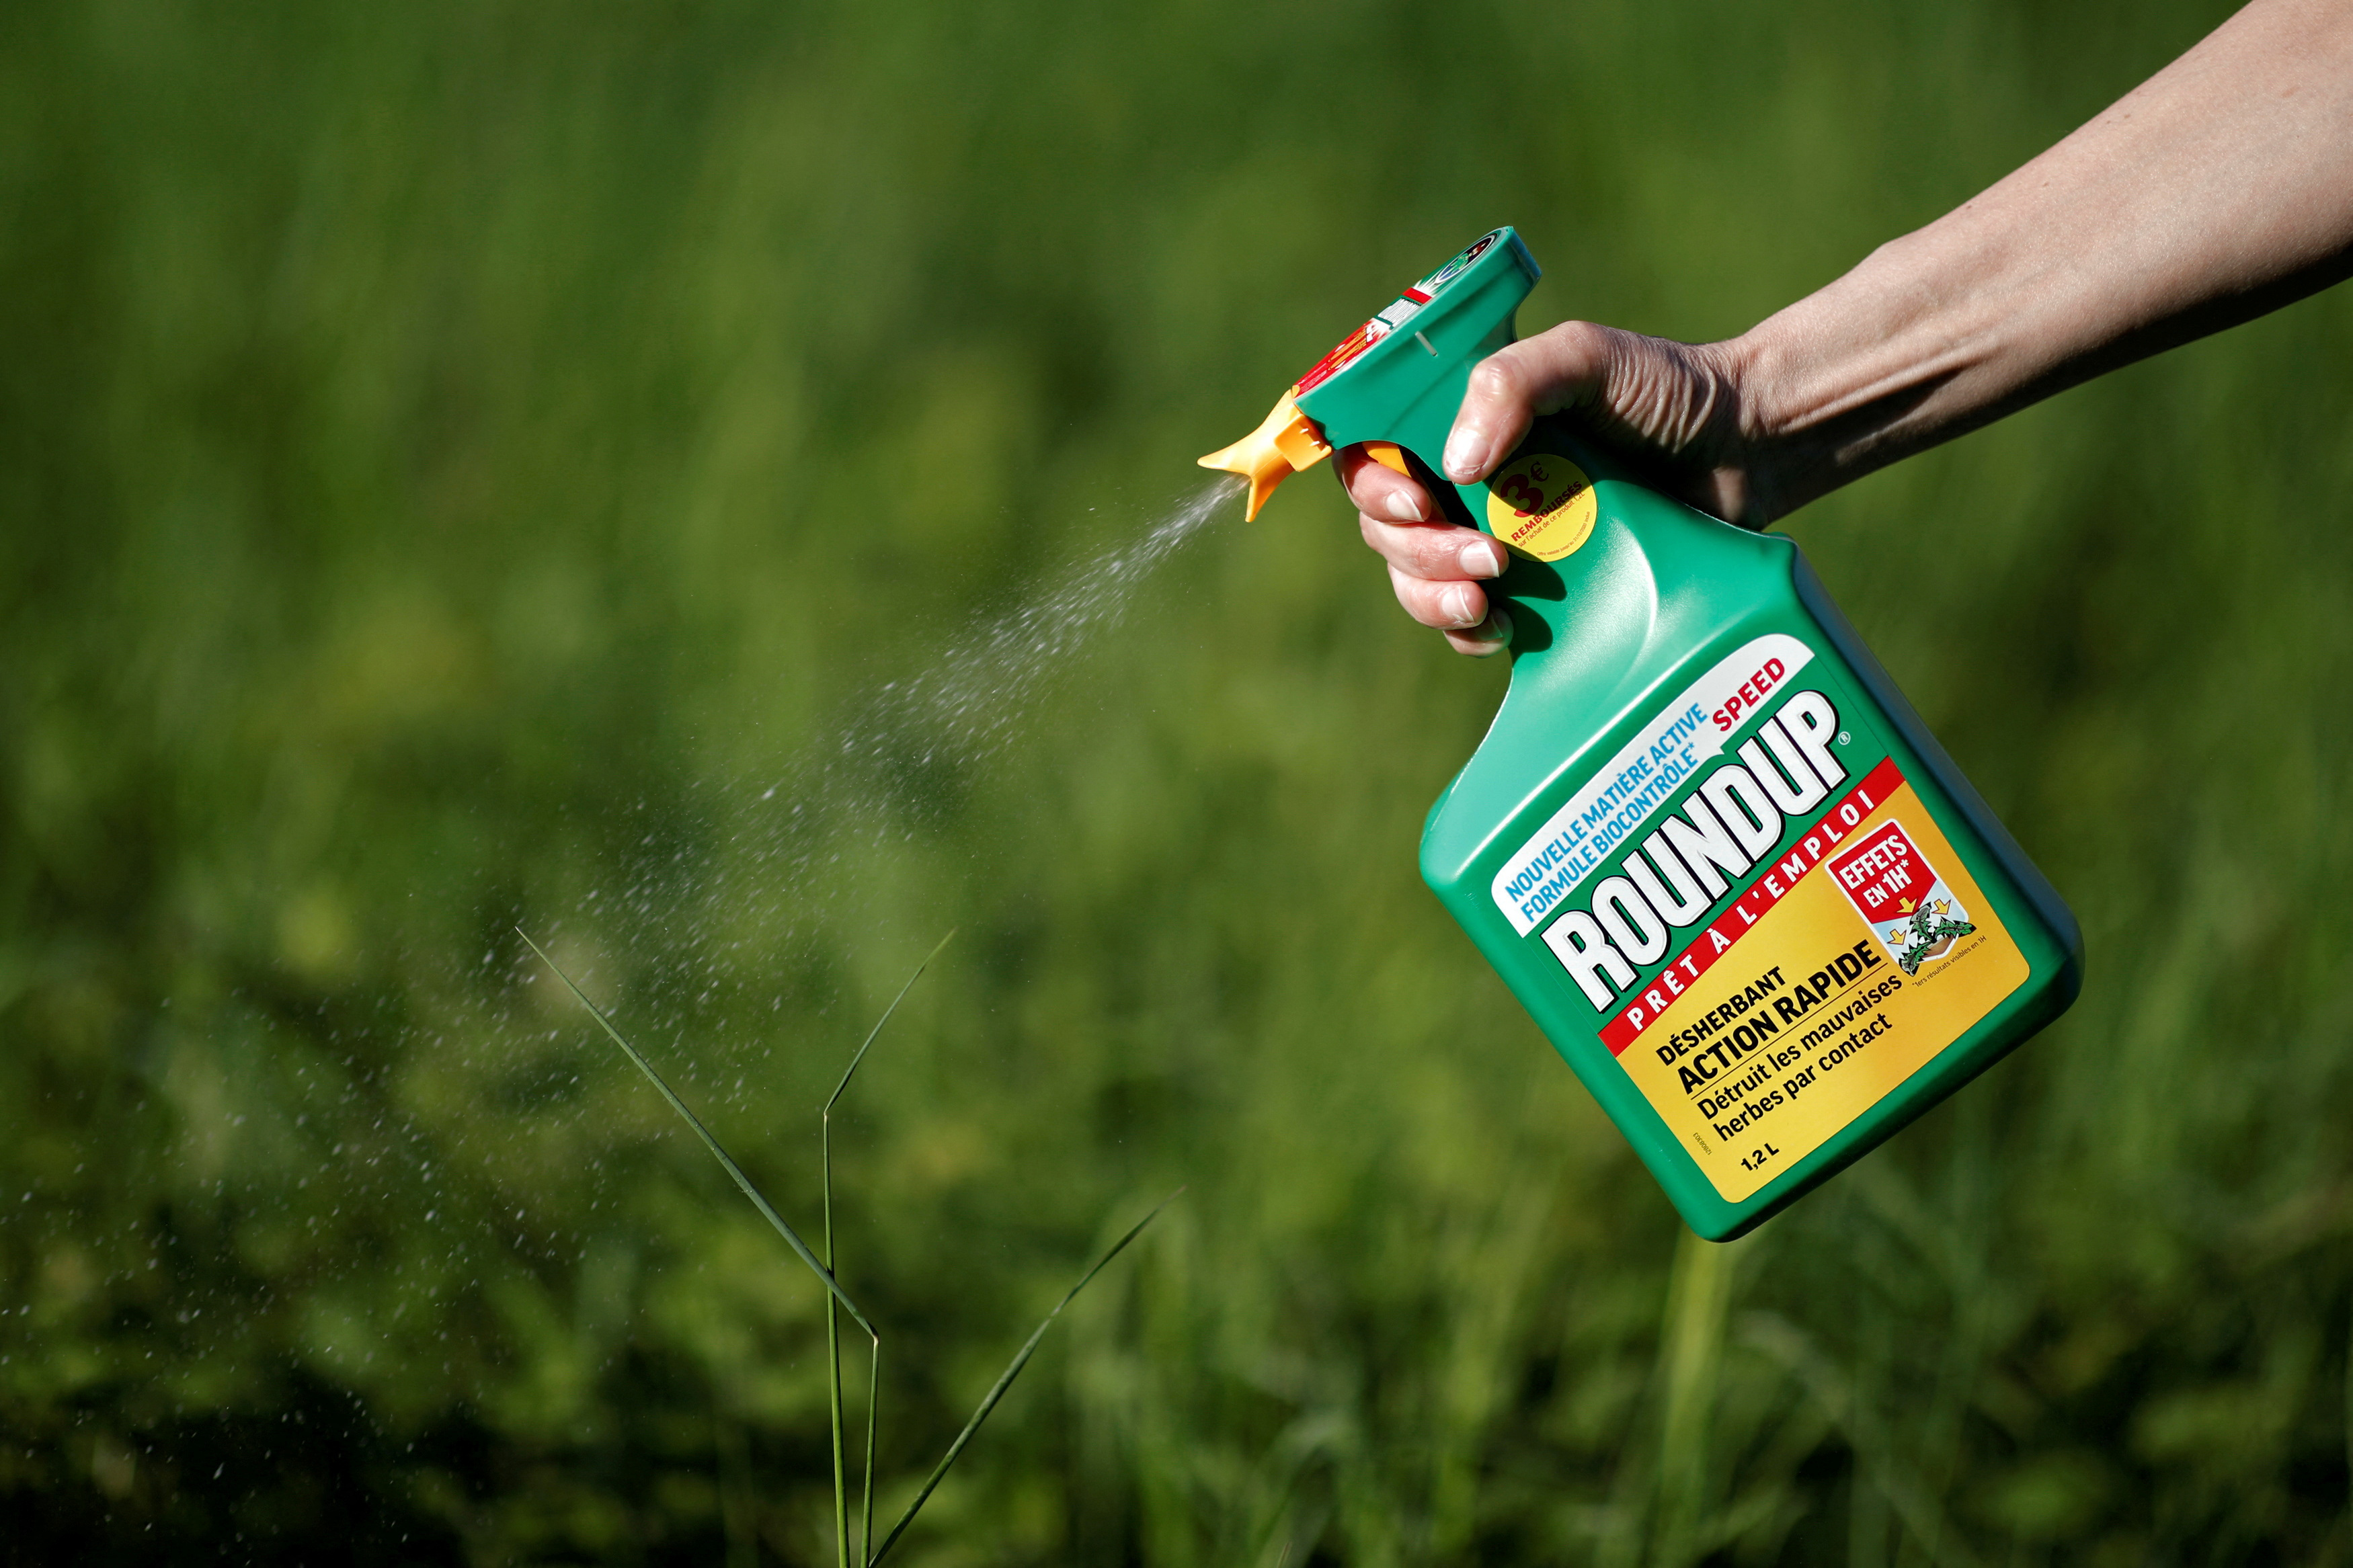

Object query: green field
[7,0,2351,1561]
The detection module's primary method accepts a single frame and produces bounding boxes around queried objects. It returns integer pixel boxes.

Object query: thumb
[1440,323,1616,483]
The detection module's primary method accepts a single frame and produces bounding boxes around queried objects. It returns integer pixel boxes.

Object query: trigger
[1365,442,1411,478]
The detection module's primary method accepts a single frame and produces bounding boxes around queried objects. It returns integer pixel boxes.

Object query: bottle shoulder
[1423,496,1811,880]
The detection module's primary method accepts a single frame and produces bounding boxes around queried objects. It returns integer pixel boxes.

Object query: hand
[1342,322,1764,657]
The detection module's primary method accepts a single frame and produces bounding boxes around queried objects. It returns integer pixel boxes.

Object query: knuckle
[1544,321,1620,390]
[1390,573,1441,624]
[1468,355,1527,401]
[1555,318,1612,356]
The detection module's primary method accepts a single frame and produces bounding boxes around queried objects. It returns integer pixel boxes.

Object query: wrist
[1716,231,1977,520]
[1702,321,1821,525]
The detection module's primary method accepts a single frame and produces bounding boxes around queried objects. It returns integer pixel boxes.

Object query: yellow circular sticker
[1484,452,1596,562]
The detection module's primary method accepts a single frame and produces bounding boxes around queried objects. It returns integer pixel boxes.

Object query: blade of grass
[868,1188,1183,1567]
[826,932,951,1568]
[828,930,956,1116]
[826,1204,849,1568]
[863,1338,879,1567]
[518,928,877,1338]
[827,1275,881,1568]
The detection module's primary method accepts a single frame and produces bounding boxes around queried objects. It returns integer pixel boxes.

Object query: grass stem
[828,932,952,1567]
[826,1159,848,1568]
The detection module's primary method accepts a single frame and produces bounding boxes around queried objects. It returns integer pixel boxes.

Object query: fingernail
[1443,584,1480,626]
[1464,609,1513,655]
[1459,540,1503,577]
[1387,491,1424,523]
[1443,424,1487,481]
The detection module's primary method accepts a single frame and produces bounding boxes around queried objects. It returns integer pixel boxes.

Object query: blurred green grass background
[7,0,2353,1561]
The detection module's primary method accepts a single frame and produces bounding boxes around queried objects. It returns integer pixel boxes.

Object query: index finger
[1339,442,1437,524]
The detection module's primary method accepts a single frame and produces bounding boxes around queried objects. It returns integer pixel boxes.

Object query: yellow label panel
[1485,452,1596,562]
[1608,766,2026,1201]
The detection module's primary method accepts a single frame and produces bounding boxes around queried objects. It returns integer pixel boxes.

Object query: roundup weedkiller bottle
[1203,229,2081,1240]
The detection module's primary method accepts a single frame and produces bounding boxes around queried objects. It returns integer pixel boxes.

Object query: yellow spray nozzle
[1197,390,1333,520]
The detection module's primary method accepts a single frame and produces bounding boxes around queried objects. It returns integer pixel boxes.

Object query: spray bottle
[1203,229,2081,1240]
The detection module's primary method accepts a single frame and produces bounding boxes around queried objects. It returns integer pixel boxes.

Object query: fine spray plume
[1201,226,2084,1241]
[744,474,1240,878]
[556,472,1246,1066]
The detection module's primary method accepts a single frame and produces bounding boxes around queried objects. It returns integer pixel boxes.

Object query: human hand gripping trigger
[1339,325,1765,656]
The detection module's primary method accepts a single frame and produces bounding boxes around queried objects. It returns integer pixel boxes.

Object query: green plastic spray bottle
[1203,228,2082,1240]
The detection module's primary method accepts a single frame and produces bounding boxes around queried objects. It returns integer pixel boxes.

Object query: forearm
[1734,0,2353,518]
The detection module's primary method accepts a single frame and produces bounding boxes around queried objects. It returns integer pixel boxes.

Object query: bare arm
[1358,0,2353,654]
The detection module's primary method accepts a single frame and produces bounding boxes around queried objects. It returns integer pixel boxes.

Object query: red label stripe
[1599,757,1903,1055]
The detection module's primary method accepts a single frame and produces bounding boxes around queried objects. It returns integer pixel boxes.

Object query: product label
[1507,636,2028,1201]
[1492,635,1813,936]
[1486,453,1596,562]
